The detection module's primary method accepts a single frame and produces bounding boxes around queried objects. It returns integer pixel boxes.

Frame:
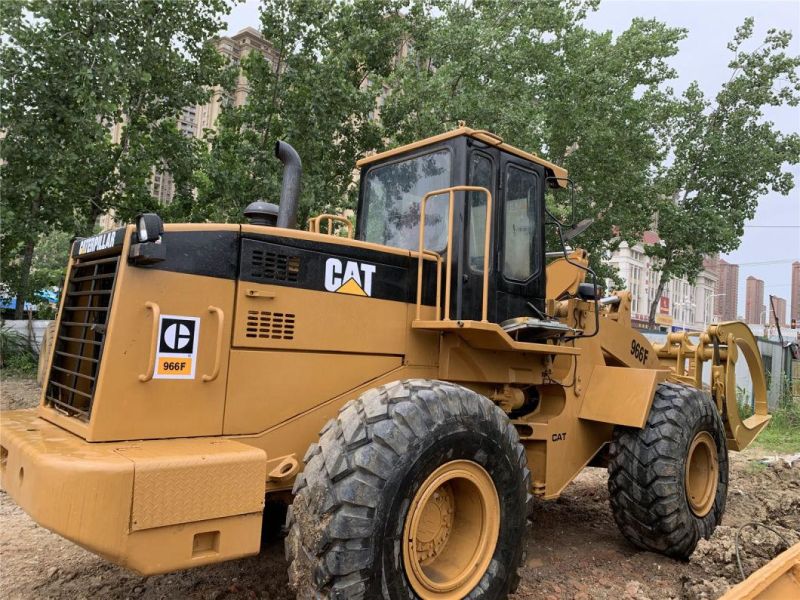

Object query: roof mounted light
[130,213,166,265]
[136,213,164,243]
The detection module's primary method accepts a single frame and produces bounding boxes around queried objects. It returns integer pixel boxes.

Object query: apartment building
[195,27,279,139]
[705,257,739,321]
[605,232,718,331]
[745,276,765,325]
[149,105,199,204]
[769,295,787,327]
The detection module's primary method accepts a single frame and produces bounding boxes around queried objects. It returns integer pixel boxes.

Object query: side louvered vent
[246,311,296,340]
[249,249,301,283]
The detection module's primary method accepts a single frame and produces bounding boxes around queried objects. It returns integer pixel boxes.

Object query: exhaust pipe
[275,140,302,229]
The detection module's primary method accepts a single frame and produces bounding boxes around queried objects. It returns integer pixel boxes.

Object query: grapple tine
[707,322,771,451]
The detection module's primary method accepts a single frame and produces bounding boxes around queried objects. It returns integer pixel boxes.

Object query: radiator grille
[249,249,301,283]
[45,252,121,420]
[245,310,296,340]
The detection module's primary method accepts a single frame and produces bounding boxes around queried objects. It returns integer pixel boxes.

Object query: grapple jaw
[652,321,771,451]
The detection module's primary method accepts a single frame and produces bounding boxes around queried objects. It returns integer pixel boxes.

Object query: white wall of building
[606,241,718,331]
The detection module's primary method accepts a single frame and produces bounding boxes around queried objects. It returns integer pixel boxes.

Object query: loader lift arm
[653,321,771,451]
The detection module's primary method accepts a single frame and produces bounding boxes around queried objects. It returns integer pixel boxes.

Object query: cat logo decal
[324,258,376,297]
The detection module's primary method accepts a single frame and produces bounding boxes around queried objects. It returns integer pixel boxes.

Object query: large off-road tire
[608,381,729,560]
[285,379,532,599]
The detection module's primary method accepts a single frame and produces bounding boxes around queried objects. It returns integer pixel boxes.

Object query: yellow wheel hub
[685,431,719,517]
[402,460,500,599]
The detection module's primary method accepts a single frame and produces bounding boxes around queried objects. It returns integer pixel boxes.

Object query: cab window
[503,165,538,281]
[362,149,451,251]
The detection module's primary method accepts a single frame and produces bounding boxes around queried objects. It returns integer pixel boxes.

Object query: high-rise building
[100,28,277,225]
[768,296,786,327]
[195,28,279,138]
[745,276,765,324]
[791,261,800,324]
[106,102,198,208]
[704,257,739,322]
[147,106,199,205]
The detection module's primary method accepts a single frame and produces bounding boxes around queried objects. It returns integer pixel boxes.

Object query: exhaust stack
[275,140,302,229]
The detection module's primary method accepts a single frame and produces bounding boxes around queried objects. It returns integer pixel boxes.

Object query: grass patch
[752,378,800,454]
[2,352,38,378]
[754,409,800,453]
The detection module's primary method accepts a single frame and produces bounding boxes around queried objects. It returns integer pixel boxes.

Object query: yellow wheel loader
[0,127,771,599]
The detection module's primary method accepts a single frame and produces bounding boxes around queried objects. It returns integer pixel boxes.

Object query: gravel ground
[1,376,798,599]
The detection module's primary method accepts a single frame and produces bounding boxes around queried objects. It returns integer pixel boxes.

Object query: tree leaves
[194,0,408,224]
[1,0,232,314]
[2,0,798,328]
[645,19,800,324]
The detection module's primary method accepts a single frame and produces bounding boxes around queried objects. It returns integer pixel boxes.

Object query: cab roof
[356,126,569,187]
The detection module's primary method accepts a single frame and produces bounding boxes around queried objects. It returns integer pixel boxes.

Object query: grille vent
[245,310,296,340]
[249,249,301,283]
[45,252,120,420]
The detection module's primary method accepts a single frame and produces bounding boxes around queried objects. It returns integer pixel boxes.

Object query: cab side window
[467,153,493,271]
[503,165,538,281]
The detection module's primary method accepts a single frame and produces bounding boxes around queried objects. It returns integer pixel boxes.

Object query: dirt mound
[1,376,798,599]
[0,376,40,411]
[683,461,800,599]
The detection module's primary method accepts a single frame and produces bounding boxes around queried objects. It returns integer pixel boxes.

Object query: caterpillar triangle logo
[336,278,368,296]
[324,257,375,297]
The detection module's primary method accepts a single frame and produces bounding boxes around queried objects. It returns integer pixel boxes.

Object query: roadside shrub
[0,326,38,376]
[4,352,38,377]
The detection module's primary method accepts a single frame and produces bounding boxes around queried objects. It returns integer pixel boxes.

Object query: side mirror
[562,217,595,241]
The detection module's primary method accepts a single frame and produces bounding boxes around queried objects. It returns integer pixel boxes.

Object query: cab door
[494,153,546,324]
[460,148,497,322]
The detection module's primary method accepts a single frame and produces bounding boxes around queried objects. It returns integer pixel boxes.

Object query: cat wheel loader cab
[0,127,771,597]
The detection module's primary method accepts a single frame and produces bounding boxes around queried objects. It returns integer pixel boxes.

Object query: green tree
[380,0,685,275]
[645,19,800,327]
[1,0,231,318]
[195,0,408,224]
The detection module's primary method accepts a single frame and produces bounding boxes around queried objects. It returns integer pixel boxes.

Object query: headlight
[135,213,164,243]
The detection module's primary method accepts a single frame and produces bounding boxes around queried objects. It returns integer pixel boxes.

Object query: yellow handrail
[415,186,492,322]
[307,214,354,239]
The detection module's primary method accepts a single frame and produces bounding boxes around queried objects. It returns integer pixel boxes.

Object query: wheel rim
[685,431,719,517]
[402,460,500,599]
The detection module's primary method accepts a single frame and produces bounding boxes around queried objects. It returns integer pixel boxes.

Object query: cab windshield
[361,149,451,251]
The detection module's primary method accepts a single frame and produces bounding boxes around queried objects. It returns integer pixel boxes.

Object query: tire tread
[286,379,531,599]
[607,382,728,559]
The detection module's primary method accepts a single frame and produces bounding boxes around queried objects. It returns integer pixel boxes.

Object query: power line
[735,259,798,266]
[743,225,800,228]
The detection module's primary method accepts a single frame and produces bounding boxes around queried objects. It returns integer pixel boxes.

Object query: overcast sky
[225,0,800,317]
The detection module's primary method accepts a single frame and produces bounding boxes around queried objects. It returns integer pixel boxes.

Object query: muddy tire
[285,379,532,599]
[608,382,728,560]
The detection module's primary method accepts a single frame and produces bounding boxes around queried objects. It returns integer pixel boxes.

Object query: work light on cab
[136,213,164,243]
[129,212,165,264]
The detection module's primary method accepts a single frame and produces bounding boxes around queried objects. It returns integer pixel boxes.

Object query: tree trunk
[647,276,668,330]
[13,237,36,320]
[14,194,41,319]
